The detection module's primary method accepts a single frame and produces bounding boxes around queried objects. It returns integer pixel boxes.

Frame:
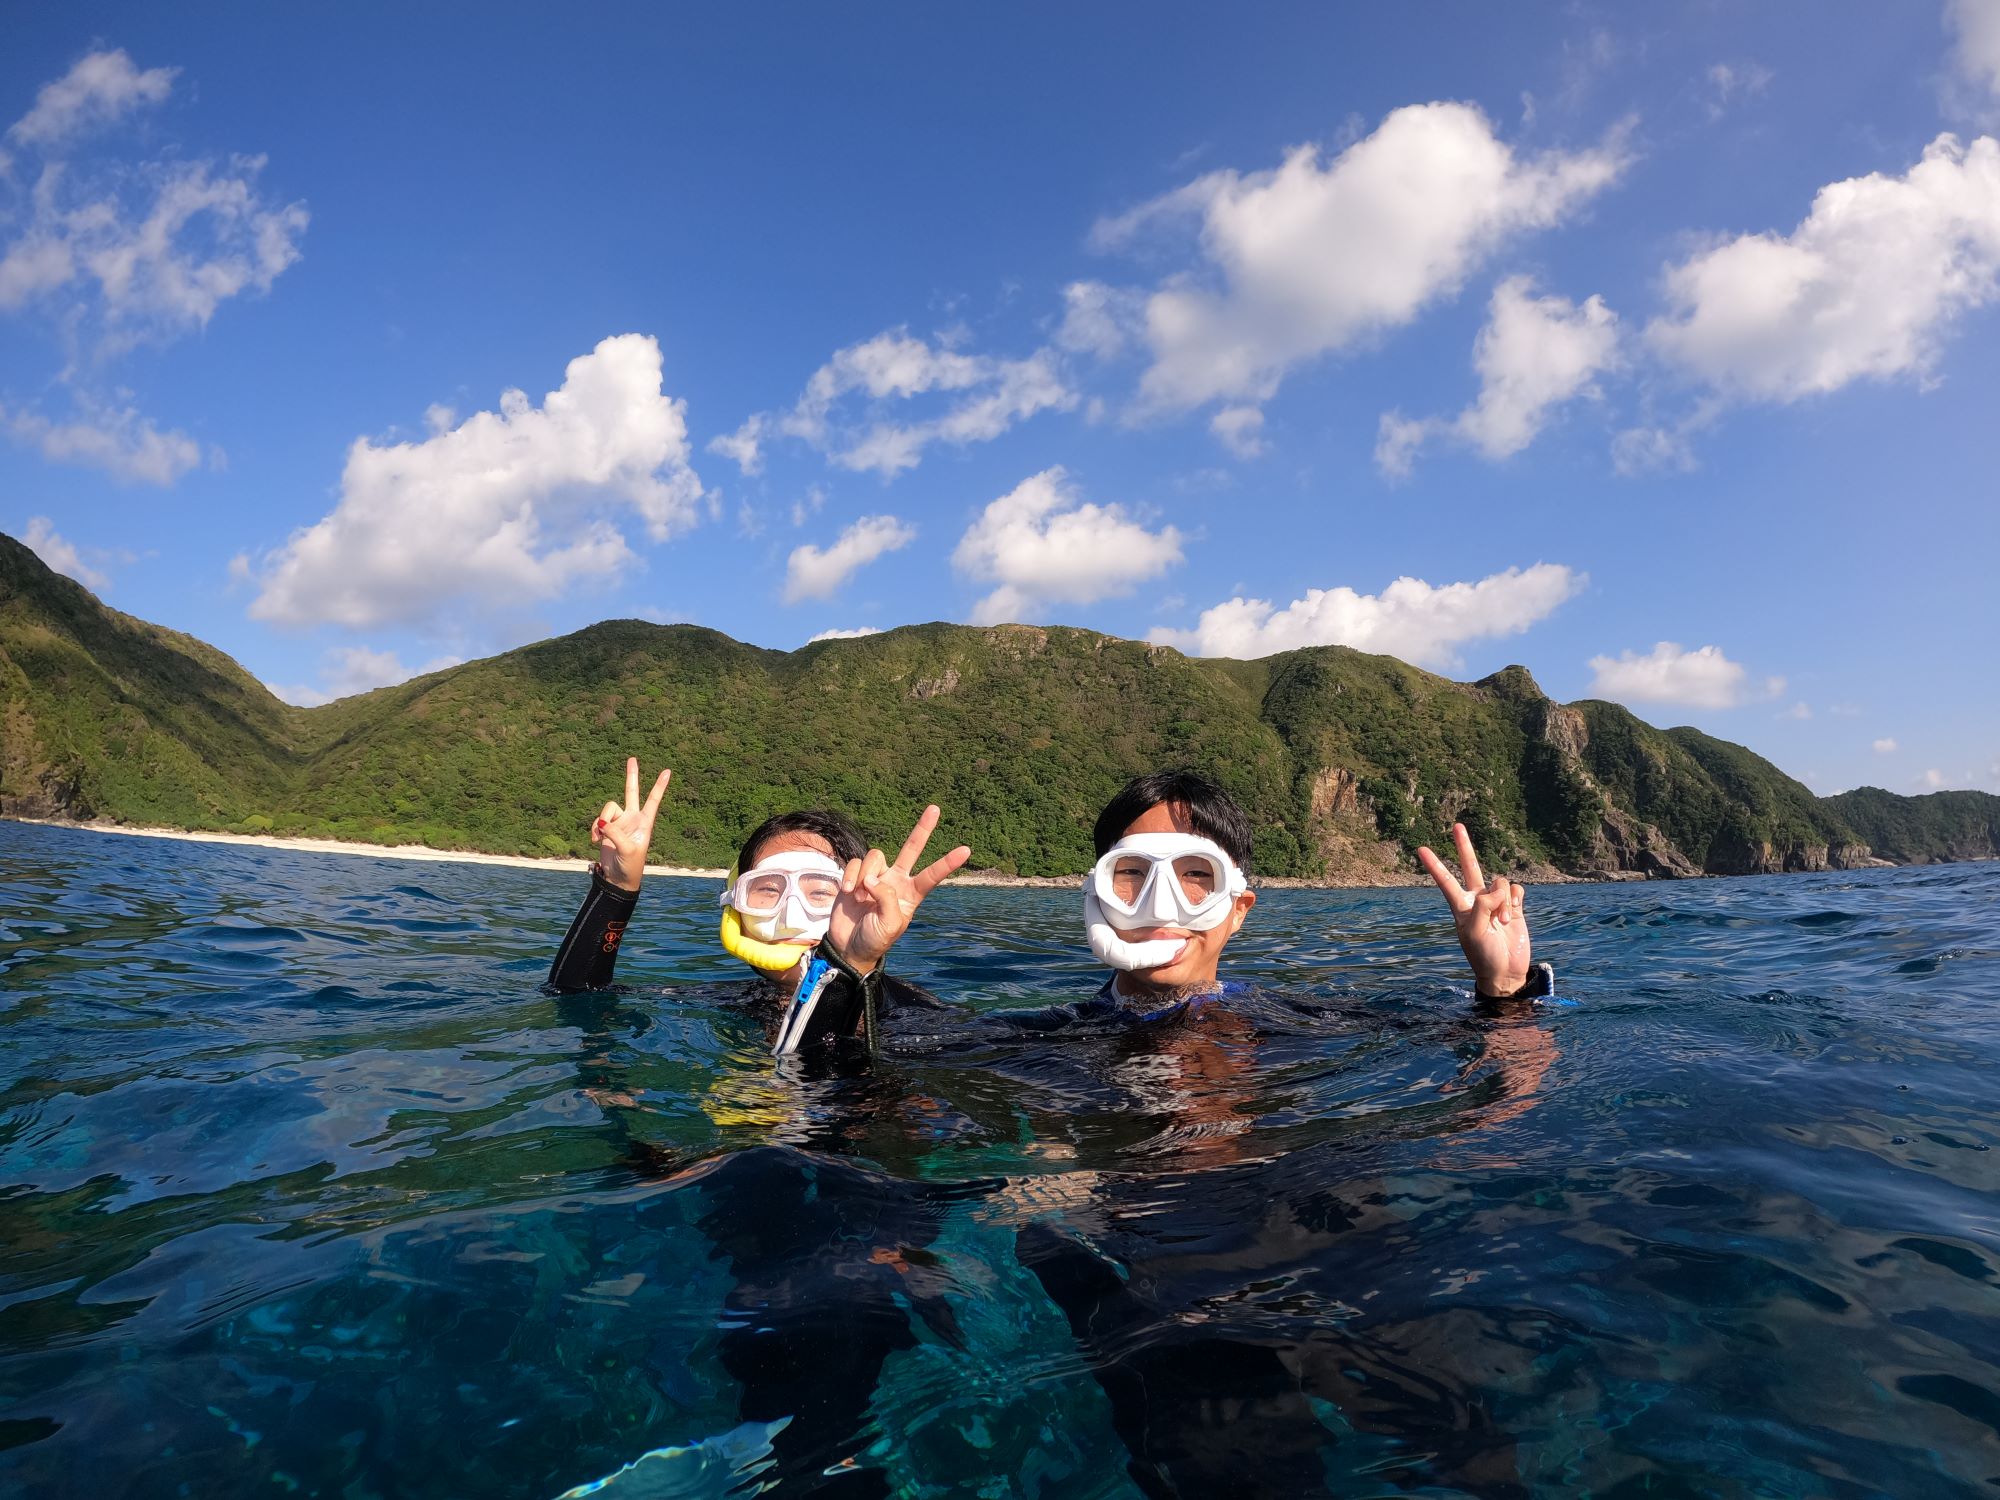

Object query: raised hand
[590,756,672,892]
[826,804,971,974]
[1417,822,1532,997]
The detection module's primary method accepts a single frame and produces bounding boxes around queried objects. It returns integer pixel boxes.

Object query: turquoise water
[3,819,1999,1497]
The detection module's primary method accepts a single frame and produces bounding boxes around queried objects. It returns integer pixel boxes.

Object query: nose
[1145,864,1178,923]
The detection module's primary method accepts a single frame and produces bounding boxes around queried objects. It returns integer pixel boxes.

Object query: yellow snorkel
[717,863,821,972]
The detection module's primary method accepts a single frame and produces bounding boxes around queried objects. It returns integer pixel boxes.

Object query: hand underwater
[591,756,671,892]
[1417,822,1532,998]
[827,804,971,974]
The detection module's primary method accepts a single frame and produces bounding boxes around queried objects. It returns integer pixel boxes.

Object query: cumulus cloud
[269,645,464,708]
[21,515,111,591]
[1151,562,1581,668]
[1376,276,1619,476]
[1647,133,2000,402]
[952,467,1184,626]
[1704,62,1774,121]
[1054,280,1145,360]
[2,397,204,484]
[707,413,765,476]
[1948,0,2000,101]
[1587,642,1783,710]
[807,626,884,643]
[1209,405,1266,458]
[715,328,1075,478]
[783,514,916,603]
[0,49,304,487]
[1874,737,1899,753]
[1091,102,1627,415]
[249,334,703,629]
[6,49,177,149]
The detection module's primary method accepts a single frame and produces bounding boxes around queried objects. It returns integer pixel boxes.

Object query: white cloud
[707,413,765,476]
[1948,0,2000,100]
[1874,737,1899,753]
[21,515,111,591]
[1647,133,2000,402]
[807,626,884,643]
[1152,562,1581,668]
[1586,642,1779,710]
[1781,701,1813,720]
[6,50,177,149]
[1055,280,1144,360]
[1704,62,1774,121]
[1209,405,1266,458]
[1091,102,1627,415]
[2,397,203,484]
[1376,276,1619,476]
[0,49,304,489]
[250,334,703,628]
[0,150,308,345]
[725,328,1076,479]
[783,514,916,603]
[270,645,463,707]
[790,484,825,527]
[1919,767,1948,789]
[953,467,1184,626]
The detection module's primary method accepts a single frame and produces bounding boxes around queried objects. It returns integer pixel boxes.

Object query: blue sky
[5,3,1998,798]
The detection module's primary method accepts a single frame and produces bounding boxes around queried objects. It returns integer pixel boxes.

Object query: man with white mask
[1068,767,1551,1019]
[548,757,969,1055]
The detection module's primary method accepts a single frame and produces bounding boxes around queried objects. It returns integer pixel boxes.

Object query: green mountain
[3,531,1991,879]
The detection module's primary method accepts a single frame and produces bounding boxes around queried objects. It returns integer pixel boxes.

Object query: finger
[892,804,941,873]
[1452,823,1485,894]
[861,848,889,888]
[841,856,863,894]
[912,845,972,898]
[625,757,640,813]
[640,768,671,821]
[1510,882,1525,910]
[1416,846,1470,909]
[1488,875,1512,925]
[599,800,621,828]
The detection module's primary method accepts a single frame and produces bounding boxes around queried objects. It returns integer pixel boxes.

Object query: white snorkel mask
[719,850,843,946]
[1083,832,1248,972]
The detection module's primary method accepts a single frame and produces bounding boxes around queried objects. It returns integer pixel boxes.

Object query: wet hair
[737,808,868,873]
[1092,769,1254,872]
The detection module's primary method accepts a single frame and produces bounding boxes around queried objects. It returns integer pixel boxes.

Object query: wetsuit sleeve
[1476,961,1554,1002]
[547,870,639,993]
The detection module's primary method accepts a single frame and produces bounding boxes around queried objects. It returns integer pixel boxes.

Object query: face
[1111,802,1255,990]
[739,830,842,985]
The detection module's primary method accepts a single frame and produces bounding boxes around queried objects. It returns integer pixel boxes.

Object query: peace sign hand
[591,756,672,892]
[826,804,971,974]
[1417,822,1532,997]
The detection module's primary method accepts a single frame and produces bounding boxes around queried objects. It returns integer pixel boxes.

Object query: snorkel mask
[718,850,843,972]
[1083,832,1248,972]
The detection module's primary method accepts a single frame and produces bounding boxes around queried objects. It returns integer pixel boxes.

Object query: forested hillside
[6,531,1990,879]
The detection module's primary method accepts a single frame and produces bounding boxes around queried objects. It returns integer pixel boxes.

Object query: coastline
[5,815,1912,888]
[7,816,1079,887]
[11,817,729,881]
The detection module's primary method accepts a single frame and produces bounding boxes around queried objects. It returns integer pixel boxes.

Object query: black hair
[736,808,868,873]
[1092,769,1254,872]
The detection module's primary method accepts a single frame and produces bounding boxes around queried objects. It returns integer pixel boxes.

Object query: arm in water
[548,757,671,993]
[1417,821,1553,1001]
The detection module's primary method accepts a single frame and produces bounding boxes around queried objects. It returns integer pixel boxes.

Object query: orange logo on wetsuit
[602,920,627,955]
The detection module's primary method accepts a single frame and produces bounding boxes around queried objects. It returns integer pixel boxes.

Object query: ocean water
[2,819,1999,1499]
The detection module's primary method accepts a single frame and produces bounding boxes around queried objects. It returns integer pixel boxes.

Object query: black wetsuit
[547,869,946,1051]
[549,870,1559,1497]
[545,870,961,1496]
